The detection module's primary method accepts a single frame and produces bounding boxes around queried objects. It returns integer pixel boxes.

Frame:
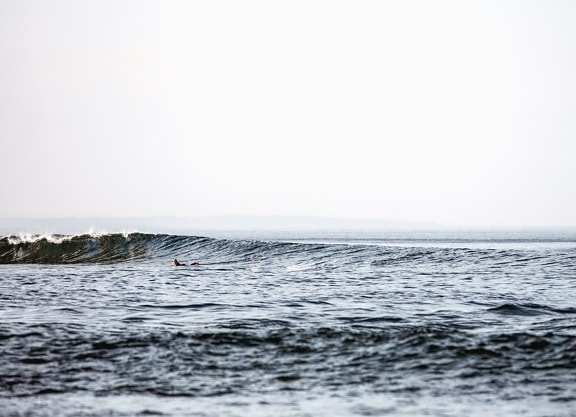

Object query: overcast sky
[1,0,575,227]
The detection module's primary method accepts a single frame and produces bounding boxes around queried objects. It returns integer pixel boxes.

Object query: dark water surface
[1,231,575,416]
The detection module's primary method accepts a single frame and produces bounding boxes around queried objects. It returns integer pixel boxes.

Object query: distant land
[0,216,440,236]
[2,216,576,242]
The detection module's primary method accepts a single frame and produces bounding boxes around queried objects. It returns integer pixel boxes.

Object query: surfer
[173,258,199,266]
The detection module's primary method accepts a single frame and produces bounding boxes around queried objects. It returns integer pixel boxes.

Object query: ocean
[1,229,575,416]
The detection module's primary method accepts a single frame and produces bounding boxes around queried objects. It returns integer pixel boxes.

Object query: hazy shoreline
[1,216,575,238]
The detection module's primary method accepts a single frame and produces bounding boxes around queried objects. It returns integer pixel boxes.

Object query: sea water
[1,230,575,416]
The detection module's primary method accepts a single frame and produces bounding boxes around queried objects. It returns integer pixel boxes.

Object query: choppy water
[1,231,575,416]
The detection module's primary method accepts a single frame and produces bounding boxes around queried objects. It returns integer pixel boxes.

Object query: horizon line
[1,215,575,230]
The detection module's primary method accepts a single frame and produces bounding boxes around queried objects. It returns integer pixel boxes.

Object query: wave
[0,233,205,264]
[488,303,576,316]
[2,232,574,266]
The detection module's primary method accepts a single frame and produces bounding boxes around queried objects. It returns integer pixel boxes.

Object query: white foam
[7,233,71,245]
[4,230,140,245]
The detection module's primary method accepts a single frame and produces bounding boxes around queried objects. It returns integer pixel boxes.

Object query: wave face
[0,233,210,264]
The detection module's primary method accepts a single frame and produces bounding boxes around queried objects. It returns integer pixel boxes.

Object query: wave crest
[0,232,194,264]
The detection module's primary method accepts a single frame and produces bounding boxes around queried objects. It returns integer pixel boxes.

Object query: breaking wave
[2,232,575,268]
[0,233,204,264]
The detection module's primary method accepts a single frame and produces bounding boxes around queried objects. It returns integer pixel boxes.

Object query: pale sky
[1,0,575,227]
